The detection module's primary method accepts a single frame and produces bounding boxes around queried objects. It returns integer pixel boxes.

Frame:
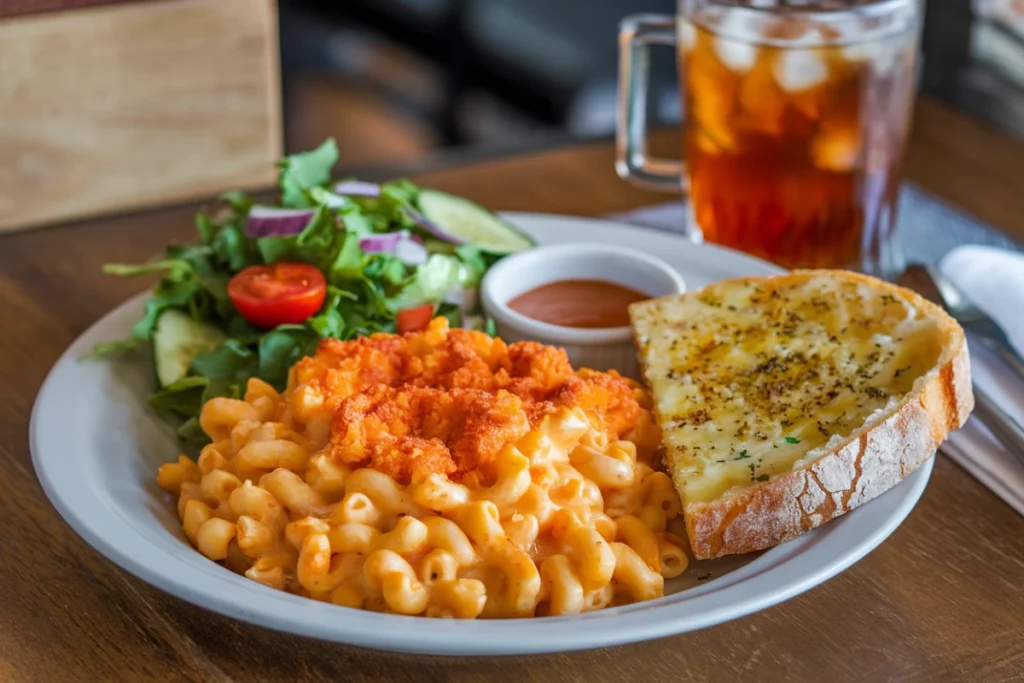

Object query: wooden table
[1,98,1022,682]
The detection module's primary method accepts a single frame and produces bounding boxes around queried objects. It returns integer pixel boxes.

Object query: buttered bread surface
[631,272,945,505]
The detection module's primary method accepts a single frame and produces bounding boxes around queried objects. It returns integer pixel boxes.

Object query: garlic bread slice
[630,270,972,559]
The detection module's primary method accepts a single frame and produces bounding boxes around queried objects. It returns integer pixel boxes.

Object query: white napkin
[939,245,1024,516]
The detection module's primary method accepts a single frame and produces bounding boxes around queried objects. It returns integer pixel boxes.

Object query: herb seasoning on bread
[630,270,972,559]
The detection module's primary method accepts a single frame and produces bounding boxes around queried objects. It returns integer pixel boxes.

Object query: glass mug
[617,0,924,277]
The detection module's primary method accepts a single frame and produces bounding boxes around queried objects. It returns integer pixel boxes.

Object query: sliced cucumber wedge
[153,310,227,387]
[417,189,534,255]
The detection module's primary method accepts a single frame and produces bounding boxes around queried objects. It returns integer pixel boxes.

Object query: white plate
[31,213,933,656]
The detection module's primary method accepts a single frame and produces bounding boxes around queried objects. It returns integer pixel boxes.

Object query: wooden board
[0,0,282,232]
[0,0,147,20]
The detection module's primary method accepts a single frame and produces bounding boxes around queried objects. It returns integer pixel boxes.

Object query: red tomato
[228,263,327,329]
[396,304,435,334]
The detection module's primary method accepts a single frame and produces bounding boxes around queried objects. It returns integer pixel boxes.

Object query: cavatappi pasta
[158,323,688,618]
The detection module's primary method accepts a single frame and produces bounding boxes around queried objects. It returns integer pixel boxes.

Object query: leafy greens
[92,139,497,445]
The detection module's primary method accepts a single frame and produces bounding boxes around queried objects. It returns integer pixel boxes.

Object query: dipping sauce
[507,279,648,328]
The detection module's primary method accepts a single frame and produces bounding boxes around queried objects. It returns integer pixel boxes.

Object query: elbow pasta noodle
[158,368,691,619]
[658,533,690,579]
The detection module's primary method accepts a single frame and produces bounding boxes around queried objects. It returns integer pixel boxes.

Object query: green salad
[92,139,534,444]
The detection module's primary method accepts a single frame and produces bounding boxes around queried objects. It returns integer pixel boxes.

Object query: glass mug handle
[616,15,688,193]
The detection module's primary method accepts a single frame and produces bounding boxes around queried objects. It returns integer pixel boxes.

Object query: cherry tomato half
[228,263,327,329]
[396,304,435,334]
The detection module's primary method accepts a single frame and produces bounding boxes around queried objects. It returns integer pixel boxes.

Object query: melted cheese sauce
[632,274,943,503]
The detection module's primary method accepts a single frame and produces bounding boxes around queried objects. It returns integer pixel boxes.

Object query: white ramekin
[480,243,686,378]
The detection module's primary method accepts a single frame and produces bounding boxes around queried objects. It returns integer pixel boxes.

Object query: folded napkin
[939,245,1024,517]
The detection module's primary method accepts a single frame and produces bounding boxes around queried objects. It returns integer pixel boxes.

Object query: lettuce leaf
[190,339,258,382]
[258,326,320,390]
[90,140,504,444]
[148,377,209,417]
[278,139,339,208]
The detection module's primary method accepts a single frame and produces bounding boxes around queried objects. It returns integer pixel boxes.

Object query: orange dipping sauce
[507,279,649,329]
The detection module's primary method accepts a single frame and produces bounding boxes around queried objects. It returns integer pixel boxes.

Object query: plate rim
[30,212,933,655]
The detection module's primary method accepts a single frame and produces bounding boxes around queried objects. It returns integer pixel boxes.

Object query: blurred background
[279,0,1024,165]
[5,0,1024,231]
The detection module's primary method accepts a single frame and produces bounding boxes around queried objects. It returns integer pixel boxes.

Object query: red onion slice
[394,237,428,266]
[360,230,428,266]
[333,181,382,197]
[404,207,461,245]
[334,181,462,245]
[359,232,402,253]
[245,206,316,238]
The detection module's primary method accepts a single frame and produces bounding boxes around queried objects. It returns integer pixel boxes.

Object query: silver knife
[972,390,1024,467]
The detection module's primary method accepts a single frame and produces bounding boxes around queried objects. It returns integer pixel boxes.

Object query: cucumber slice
[417,190,534,255]
[153,310,227,387]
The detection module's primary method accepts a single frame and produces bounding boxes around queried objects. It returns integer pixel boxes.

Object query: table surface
[1,98,1023,683]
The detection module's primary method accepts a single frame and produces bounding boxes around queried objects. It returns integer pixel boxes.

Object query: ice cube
[695,129,727,155]
[712,11,759,73]
[789,26,830,48]
[715,36,758,73]
[738,62,786,135]
[692,96,738,154]
[827,14,864,43]
[773,49,828,92]
[688,50,740,152]
[842,40,901,75]
[765,18,830,46]
[811,128,860,172]
[678,18,697,53]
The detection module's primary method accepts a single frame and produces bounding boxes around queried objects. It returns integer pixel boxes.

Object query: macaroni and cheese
[158,319,688,618]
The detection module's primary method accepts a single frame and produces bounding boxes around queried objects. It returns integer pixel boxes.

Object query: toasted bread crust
[633,270,973,560]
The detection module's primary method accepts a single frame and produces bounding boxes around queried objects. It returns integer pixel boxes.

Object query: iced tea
[679,4,920,271]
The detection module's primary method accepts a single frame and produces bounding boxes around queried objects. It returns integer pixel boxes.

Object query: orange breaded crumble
[286,318,657,483]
